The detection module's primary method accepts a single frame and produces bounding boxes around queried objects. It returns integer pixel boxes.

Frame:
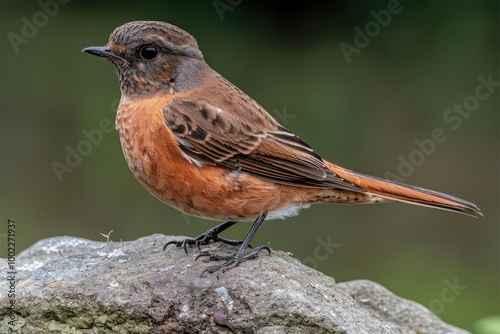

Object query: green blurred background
[1,1,498,331]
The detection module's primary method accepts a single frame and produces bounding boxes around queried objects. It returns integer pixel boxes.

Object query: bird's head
[83,21,205,97]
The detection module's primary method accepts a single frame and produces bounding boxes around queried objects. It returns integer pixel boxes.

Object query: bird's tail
[325,162,482,218]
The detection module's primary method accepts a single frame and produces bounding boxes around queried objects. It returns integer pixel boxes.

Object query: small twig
[90,230,115,249]
[43,280,55,287]
[100,230,114,244]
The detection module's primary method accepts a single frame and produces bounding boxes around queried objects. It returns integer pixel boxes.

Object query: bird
[83,21,482,276]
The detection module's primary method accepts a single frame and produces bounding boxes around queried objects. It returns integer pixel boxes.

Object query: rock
[0,235,470,334]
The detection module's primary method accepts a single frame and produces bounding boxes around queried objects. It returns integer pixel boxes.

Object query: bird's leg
[163,220,243,254]
[196,212,271,277]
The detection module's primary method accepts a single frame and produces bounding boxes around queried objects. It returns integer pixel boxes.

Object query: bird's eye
[139,46,159,60]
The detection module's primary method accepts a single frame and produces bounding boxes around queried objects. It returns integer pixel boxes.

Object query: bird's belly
[124,144,293,220]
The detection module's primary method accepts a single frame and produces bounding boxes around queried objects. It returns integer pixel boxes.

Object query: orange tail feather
[325,162,482,218]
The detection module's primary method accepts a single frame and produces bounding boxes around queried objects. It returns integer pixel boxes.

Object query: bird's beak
[82,46,120,60]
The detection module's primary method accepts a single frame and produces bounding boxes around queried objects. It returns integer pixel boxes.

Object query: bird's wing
[163,99,363,191]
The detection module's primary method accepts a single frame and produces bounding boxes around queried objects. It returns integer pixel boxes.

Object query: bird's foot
[165,212,269,276]
[163,221,243,254]
[196,245,271,277]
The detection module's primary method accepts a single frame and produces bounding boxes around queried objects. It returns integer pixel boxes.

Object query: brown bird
[83,21,482,276]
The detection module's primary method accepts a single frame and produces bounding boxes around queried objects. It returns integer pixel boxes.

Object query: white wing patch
[180,150,204,167]
[176,138,204,167]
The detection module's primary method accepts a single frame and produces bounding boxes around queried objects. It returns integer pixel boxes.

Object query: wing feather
[163,100,363,191]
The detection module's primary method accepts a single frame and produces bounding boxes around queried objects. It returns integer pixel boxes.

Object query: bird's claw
[198,245,271,277]
[163,221,246,254]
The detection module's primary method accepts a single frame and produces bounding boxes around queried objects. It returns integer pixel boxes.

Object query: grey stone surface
[0,235,470,333]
